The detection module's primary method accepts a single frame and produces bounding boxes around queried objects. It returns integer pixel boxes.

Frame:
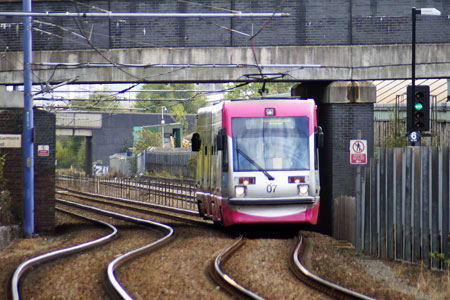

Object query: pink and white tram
[191,98,323,226]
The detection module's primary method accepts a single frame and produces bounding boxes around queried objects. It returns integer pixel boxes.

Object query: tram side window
[217,128,228,172]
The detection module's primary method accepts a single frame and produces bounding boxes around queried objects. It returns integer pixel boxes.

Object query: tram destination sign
[349,139,367,165]
[0,134,21,148]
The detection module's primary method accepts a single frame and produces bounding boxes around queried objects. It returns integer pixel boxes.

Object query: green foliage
[135,83,207,113]
[120,139,132,153]
[223,82,293,100]
[135,83,207,136]
[134,129,162,154]
[56,136,86,169]
[430,252,450,269]
[382,114,409,148]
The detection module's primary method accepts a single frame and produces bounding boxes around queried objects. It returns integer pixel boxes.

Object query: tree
[135,130,161,154]
[135,83,207,134]
[56,136,85,169]
[135,83,207,113]
[71,92,122,111]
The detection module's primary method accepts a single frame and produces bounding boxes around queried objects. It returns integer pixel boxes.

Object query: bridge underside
[1,44,449,85]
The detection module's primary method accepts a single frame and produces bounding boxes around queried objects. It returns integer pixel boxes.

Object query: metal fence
[56,175,197,212]
[357,147,449,269]
[146,150,194,178]
[109,154,133,177]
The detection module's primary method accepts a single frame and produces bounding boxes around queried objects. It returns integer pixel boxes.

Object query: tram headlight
[235,186,246,197]
[298,184,309,196]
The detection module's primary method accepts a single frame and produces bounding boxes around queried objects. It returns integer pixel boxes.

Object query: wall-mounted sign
[350,139,367,165]
[38,145,50,157]
[0,134,21,148]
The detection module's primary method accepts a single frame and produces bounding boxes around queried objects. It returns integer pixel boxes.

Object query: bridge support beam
[292,81,376,240]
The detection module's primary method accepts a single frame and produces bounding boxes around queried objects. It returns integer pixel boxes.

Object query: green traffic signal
[414,102,423,111]
[407,85,430,132]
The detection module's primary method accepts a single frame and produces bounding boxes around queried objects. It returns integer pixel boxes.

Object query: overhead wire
[1,2,291,113]
[247,0,287,79]
[3,1,447,110]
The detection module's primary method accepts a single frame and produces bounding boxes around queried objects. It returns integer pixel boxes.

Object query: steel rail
[55,189,211,228]
[211,235,266,300]
[11,207,118,300]
[56,198,174,300]
[291,233,377,300]
[56,187,198,217]
[56,176,198,210]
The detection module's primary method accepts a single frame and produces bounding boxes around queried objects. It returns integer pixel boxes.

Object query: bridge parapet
[1,44,449,84]
[56,112,102,136]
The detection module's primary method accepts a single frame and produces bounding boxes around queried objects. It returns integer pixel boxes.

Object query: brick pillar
[292,81,376,236]
[34,109,56,233]
[0,105,55,234]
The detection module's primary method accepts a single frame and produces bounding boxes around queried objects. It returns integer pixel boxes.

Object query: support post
[355,130,362,255]
[85,136,93,176]
[23,0,34,237]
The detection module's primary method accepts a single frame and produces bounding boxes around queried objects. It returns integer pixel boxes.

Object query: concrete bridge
[1,44,449,85]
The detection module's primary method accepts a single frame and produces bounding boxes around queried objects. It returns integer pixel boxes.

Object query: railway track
[210,235,266,300]
[12,201,174,299]
[290,232,377,300]
[52,189,239,299]
[210,232,379,300]
[58,200,175,299]
[6,184,430,299]
[11,207,119,300]
[56,187,212,226]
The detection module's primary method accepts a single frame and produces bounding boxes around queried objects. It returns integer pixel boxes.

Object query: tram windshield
[232,117,310,171]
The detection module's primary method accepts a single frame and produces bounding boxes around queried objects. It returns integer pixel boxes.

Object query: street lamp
[409,7,441,145]
[161,106,167,147]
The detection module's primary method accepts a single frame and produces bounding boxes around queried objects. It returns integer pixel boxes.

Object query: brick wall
[317,103,374,235]
[0,109,23,226]
[0,108,55,234]
[92,113,195,167]
[0,0,448,51]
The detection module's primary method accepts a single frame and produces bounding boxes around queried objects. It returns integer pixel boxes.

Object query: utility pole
[23,0,34,236]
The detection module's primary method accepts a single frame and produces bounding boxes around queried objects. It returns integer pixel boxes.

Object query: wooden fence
[357,147,449,269]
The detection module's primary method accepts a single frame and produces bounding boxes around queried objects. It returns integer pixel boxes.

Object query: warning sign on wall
[349,139,367,165]
[38,145,50,157]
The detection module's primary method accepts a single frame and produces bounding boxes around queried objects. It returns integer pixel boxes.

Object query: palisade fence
[357,147,449,270]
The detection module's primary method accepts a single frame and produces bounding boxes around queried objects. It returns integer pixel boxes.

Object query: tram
[191,98,323,226]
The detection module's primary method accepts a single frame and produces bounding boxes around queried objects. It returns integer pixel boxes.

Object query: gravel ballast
[1,213,449,300]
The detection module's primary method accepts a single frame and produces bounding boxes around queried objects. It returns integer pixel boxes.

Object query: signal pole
[408,7,440,146]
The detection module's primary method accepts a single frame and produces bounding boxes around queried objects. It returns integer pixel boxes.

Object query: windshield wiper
[236,147,275,181]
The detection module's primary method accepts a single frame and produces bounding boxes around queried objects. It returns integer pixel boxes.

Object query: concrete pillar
[0,85,23,108]
[85,136,93,176]
[292,81,376,237]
